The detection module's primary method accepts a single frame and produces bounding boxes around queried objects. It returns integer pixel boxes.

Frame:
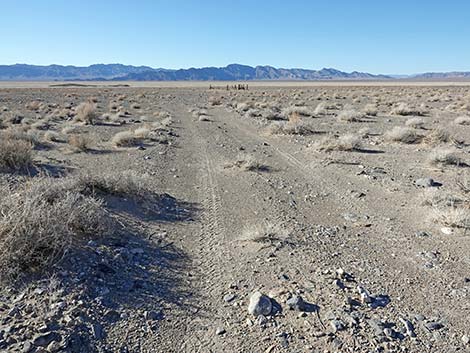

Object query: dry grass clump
[454,116,470,125]
[363,103,378,116]
[198,115,210,121]
[236,102,254,112]
[3,128,40,147]
[313,102,327,116]
[25,100,43,111]
[73,102,97,124]
[405,117,425,129]
[428,148,463,167]
[282,106,314,118]
[0,170,156,281]
[239,222,289,246]
[0,177,106,281]
[0,136,33,171]
[423,186,470,231]
[69,170,155,199]
[68,134,92,152]
[384,126,423,144]
[432,208,470,229]
[337,109,365,122]
[268,113,313,135]
[421,189,464,208]
[209,96,222,106]
[422,128,454,146]
[390,102,426,116]
[314,134,362,152]
[111,130,138,147]
[133,127,151,139]
[226,154,268,172]
[43,131,63,143]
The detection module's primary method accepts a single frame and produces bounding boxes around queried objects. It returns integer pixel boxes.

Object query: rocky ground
[0,83,469,352]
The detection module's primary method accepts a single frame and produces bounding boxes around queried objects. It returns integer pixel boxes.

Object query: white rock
[248,291,272,316]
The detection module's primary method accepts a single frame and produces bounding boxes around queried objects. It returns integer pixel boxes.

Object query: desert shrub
[313,102,327,116]
[227,154,267,172]
[0,136,33,171]
[422,128,453,146]
[454,116,470,125]
[270,113,313,135]
[3,128,40,147]
[337,109,365,122]
[282,106,314,118]
[315,134,362,152]
[198,115,210,121]
[68,134,92,152]
[43,131,63,143]
[405,117,425,129]
[74,102,97,124]
[134,127,150,139]
[363,103,378,116]
[111,130,138,147]
[390,102,426,116]
[432,208,470,230]
[384,126,423,144]
[240,222,288,244]
[428,147,463,166]
[422,189,464,208]
[209,96,222,106]
[236,102,254,112]
[0,178,106,281]
[25,100,43,111]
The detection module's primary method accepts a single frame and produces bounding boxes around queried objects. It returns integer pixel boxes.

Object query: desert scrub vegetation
[422,128,456,146]
[363,103,378,116]
[0,170,159,281]
[336,108,365,122]
[454,116,470,125]
[267,113,313,135]
[423,188,470,231]
[313,102,328,116]
[427,147,464,167]
[111,130,139,147]
[68,134,92,152]
[384,126,423,144]
[0,134,33,171]
[390,102,426,116]
[314,134,362,152]
[43,130,63,143]
[73,102,97,124]
[3,128,40,148]
[225,154,268,172]
[282,106,315,118]
[405,117,425,129]
[0,177,106,281]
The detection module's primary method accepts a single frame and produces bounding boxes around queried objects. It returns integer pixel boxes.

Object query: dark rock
[32,332,61,347]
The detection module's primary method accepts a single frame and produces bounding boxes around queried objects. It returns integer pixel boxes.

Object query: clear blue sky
[1,0,469,74]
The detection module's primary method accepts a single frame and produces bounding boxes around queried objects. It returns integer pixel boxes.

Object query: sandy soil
[0,84,469,352]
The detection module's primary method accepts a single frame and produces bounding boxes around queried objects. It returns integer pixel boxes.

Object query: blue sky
[1,0,469,74]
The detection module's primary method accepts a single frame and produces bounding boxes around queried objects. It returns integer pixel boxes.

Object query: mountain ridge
[0,63,389,81]
[1,63,470,81]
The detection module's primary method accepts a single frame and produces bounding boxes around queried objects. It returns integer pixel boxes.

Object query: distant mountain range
[0,63,469,81]
[0,63,389,81]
